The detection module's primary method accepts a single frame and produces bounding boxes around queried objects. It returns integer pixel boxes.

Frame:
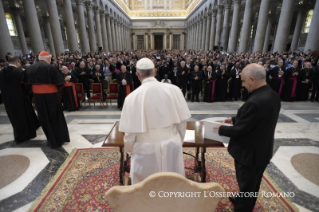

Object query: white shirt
[161,78,172,84]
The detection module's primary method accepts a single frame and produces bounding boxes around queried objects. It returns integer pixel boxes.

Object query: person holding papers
[117,65,132,110]
[214,64,281,212]
[119,58,191,185]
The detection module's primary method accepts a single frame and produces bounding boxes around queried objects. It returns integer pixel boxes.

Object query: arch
[208,3,212,10]
[105,4,109,13]
[5,13,17,36]
[302,9,313,33]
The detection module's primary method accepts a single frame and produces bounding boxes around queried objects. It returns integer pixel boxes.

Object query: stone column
[169,33,173,49]
[291,9,306,51]
[111,18,117,51]
[181,32,185,50]
[198,18,203,49]
[100,11,108,52]
[63,0,78,52]
[150,33,154,49]
[163,33,167,49]
[222,2,231,51]
[114,20,119,51]
[209,9,217,50]
[215,5,223,48]
[84,1,97,51]
[93,6,103,50]
[0,2,14,57]
[205,13,211,51]
[262,16,272,53]
[46,0,64,54]
[189,25,193,49]
[228,0,241,52]
[22,0,44,54]
[43,16,56,55]
[201,17,207,50]
[305,0,319,51]
[117,22,122,50]
[238,0,253,53]
[253,0,271,52]
[12,8,28,54]
[132,33,136,50]
[106,14,113,51]
[195,21,200,49]
[76,0,89,53]
[273,0,295,53]
[145,33,149,50]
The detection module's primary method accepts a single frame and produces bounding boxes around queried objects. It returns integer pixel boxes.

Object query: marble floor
[0,100,319,212]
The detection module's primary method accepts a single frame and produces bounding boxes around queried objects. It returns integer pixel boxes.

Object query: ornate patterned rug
[29,148,298,212]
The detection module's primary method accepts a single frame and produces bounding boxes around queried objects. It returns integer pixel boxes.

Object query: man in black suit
[214,64,281,212]
[75,61,91,99]
[177,61,189,97]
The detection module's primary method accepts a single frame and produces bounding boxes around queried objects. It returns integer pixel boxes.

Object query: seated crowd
[0,48,318,111]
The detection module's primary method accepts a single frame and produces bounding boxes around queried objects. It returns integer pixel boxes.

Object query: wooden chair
[104,79,109,93]
[111,79,117,83]
[75,83,85,106]
[227,78,232,93]
[106,83,119,105]
[88,83,104,107]
[105,172,225,212]
[130,82,134,91]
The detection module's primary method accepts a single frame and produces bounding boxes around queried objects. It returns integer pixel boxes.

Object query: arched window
[5,13,17,36]
[303,10,313,33]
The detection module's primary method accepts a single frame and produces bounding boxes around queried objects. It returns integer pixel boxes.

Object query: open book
[203,120,232,143]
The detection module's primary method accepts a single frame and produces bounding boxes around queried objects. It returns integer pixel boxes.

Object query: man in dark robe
[191,65,202,102]
[270,60,285,96]
[0,56,40,143]
[203,66,217,102]
[22,51,70,148]
[216,64,229,102]
[75,61,91,100]
[61,65,79,111]
[310,62,319,102]
[92,64,107,100]
[282,60,300,102]
[177,61,189,97]
[215,64,281,212]
[127,61,140,90]
[117,65,132,109]
[229,63,242,100]
[297,61,314,101]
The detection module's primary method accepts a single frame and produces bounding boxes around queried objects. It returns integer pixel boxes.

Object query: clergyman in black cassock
[61,66,79,111]
[23,51,70,148]
[229,63,242,100]
[0,56,40,143]
[310,63,319,102]
[297,62,314,101]
[191,66,202,102]
[177,61,189,97]
[203,66,217,102]
[282,60,300,102]
[117,65,132,109]
[215,64,229,102]
[270,60,285,96]
[75,61,91,99]
[216,64,281,212]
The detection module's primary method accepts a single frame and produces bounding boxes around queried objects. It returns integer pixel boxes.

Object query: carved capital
[217,4,224,13]
[84,1,92,9]
[100,10,105,15]
[76,0,84,5]
[234,0,241,4]
[212,9,217,17]
[93,6,99,13]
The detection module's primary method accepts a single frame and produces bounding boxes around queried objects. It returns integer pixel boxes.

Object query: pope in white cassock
[119,58,191,185]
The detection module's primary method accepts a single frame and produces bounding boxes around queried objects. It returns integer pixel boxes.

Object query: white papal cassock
[119,77,191,184]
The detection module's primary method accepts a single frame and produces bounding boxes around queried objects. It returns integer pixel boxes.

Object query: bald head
[243,64,266,81]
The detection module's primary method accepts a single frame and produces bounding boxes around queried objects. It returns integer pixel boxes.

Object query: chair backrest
[111,79,117,83]
[130,82,134,91]
[109,83,119,94]
[75,83,84,94]
[105,172,225,212]
[104,79,109,90]
[91,83,102,94]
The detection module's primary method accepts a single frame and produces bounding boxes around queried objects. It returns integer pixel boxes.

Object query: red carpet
[29,148,298,212]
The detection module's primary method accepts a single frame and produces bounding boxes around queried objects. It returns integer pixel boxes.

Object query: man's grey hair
[181,61,185,64]
[39,55,51,61]
[244,64,266,80]
[137,68,155,78]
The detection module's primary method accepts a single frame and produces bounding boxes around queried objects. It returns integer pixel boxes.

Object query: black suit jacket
[219,85,281,167]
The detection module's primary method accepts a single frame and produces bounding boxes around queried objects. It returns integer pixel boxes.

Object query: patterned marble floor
[0,100,318,212]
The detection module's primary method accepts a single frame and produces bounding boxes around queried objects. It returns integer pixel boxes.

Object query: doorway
[154,35,163,50]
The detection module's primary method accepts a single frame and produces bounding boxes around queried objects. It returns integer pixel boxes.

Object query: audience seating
[106,83,119,105]
[88,83,104,107]
[75,83,85,106]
